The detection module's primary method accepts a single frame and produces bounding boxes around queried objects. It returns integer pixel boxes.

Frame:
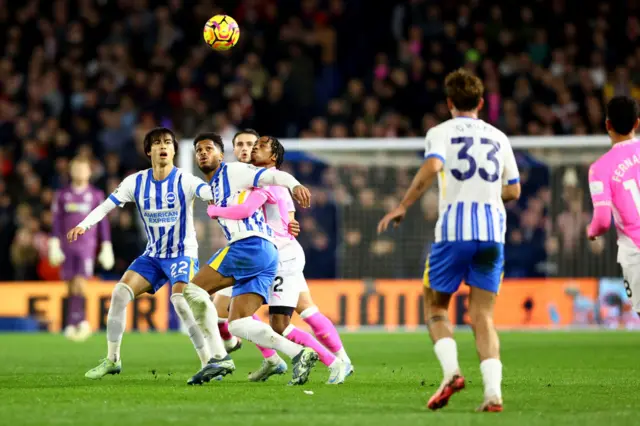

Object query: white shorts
[621,263,640,312]
[217,286,233,297]
[619,242,640,312]
[269,241,307,308]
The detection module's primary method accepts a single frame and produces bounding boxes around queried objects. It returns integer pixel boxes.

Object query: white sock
[334,347,351,364]
[183,283,227,360]
[434,337,460,380]
[266,353,282,364]
[228,316,303,359]
[106,282,134,362]
[480,358,502,400]
[215,317,239,349]
[224,336,239,348]
[299,306,319,319]
[171,293,210,367]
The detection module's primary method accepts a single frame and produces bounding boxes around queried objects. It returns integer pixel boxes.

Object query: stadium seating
[0,0,636,280]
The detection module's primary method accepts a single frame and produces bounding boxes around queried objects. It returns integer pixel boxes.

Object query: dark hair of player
[606,96,640,135]
[264,136,285,169]
[232,128,260,146]
[444,68,485,112]
[193,132,224,153]
[143,127,178,156]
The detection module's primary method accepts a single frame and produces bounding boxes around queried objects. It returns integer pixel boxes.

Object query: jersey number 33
[450,136,501,182]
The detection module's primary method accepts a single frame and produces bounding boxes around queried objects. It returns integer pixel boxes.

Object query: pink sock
[302,309,344,353]
[217,320,233,341]
[284,325,336,367]
[252,314,277,359]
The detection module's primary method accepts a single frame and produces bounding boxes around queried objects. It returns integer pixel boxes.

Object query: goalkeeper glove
[48,237,66,267]
[98,241,115,270]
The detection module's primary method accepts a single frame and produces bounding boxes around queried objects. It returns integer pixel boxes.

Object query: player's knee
[110,282,134,310]
[172,282,187,294]
[228,317,256,339]
[213,295,230,318]
[468,305,493,329]
[184,283,210,304]
[170,293,189,316]
[296,292,314,313]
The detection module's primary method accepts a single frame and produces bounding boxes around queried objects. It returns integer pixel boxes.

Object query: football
[203,15,240,51]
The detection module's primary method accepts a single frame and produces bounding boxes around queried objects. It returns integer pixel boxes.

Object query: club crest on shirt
[164,192,177,205]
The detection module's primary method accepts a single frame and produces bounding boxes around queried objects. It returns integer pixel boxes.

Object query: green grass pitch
[0,331,639,426]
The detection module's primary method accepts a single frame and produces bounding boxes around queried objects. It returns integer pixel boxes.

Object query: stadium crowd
[0,0,637,281]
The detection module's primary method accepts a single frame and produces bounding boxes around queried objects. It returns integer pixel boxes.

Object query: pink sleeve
[587,164,612,238]
[283,190,295,212]
[261,188,278,205]
[271,186,295,212]
[207,190,269,220]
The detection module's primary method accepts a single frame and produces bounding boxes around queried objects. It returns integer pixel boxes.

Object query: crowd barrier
[0,278,620,332]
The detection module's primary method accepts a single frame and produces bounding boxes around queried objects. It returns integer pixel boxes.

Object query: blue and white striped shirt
[108,167,212,258]
[424,118,520,244]
[209,162,275,244]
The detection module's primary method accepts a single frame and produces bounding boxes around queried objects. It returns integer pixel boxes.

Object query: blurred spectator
[0,0,634,281]
[11,227,39,281]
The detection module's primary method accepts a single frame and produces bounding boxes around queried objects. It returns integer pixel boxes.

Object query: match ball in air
[203,15,240,51]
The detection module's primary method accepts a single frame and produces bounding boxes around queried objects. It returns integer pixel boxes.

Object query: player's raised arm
[207,189,275,220]
[227,162,311,208]
[183,173,214,202]
[377,127,445,234]
[260,168,311,208]
[67,175,135,242]
[586,163,613,240]
[501,138,521,201]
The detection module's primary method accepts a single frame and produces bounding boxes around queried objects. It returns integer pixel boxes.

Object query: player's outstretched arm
[226,162,311,207]
[67,199,118,242]
[191,176,214,202]
[254,168,311,208]
[377,157,442,234]
[68,174,135,242]
[207,189,274,220]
